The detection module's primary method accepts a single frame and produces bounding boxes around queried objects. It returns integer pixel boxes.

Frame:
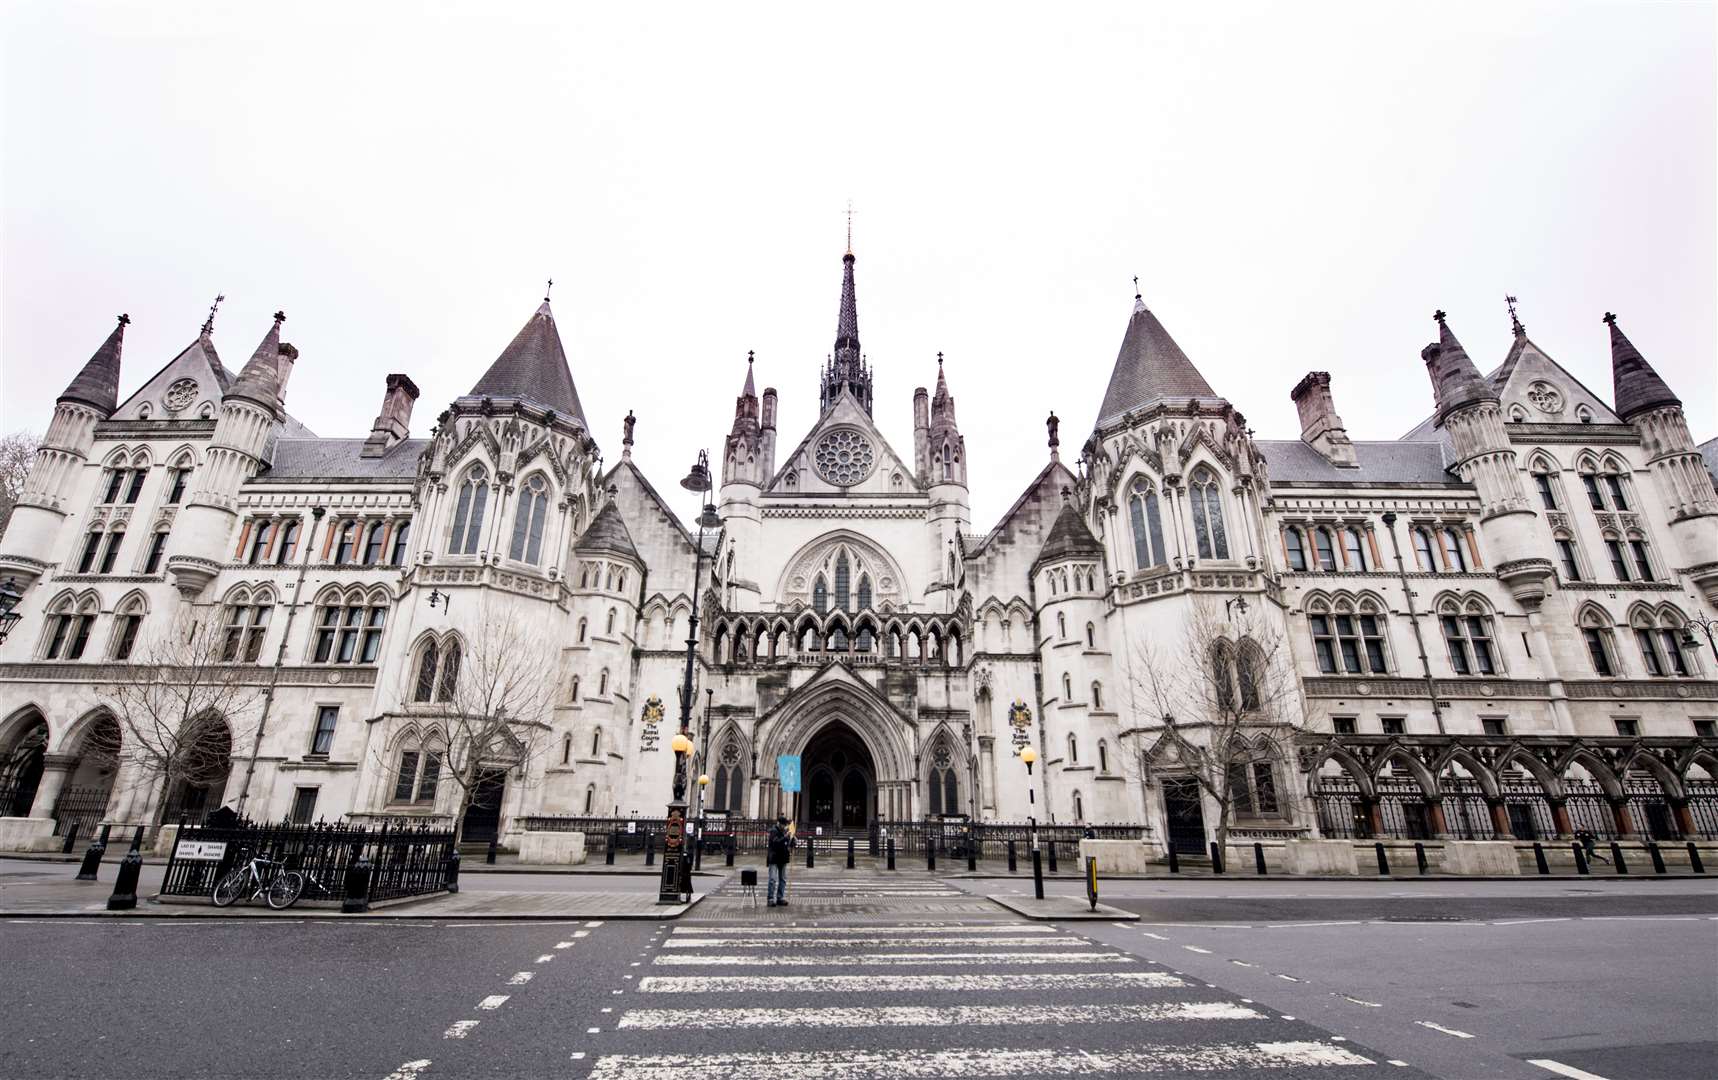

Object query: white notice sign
[174,840,228,861]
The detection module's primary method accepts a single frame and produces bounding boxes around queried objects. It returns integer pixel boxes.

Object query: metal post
[1208,841,1224,875]
[694,832,703,871]
[1031,847,1044,900]
[1375,842,1390,875]
[886,838,896,871]
[1572,841,1589,875]
[1533,842,1549,875]
[967,841,977,873]
[1610,841,1628,874]
[726,836,735,867]
[606,831,617,865]
[1047,840,1057,875]
[76,824,109,881]
[342,845,373,914]
[105,827,145,911]
[1415,842,1429,875]
[927,836,936,871]
[1167,843,1180,874]
[645,834,656,866]
[485,835,498,865]
[1253,842,1267,875]
[444,848,461,893]
[1648,842,1666,874]
[1688,842,1706,875]
[1007,839,1017,873]
[807,836,815,869]
[61,822,80,855]
[846,837,855,869]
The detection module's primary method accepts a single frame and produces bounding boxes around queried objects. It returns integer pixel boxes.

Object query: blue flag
[778,754,802,794]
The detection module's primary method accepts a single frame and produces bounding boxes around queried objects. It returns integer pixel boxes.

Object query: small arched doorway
[0,715,48,817]
[800,721,874,832]
[162,713,234,824]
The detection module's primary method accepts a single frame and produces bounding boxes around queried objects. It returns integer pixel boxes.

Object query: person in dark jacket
[765,815,794,906]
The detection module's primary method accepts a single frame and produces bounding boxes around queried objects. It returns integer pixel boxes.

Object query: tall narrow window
[333,522,356,565]
[1067,733,1078,763]
[166,467,189,504]
[248,521,275,565]
[1534,472,1558,510]
[1604,473,1629,511]
[1412,528,1437,572]
[102,469,126,504]
[112,603,143,660]
[813,576,828,614]
[98,529,126,574]
[1556,537,1582,581]
[509,474,549,564]
[1309,614,1337,674]
[1128,478,1166,569]
[449,468,488,554]
[1342,528,1367,571]
[1636,628,1666,677]
[1441,528,1468,572]
[1335,615,1363,673]
[1584,627,1615,676]
[1443,615,1472,676]
[1605,539,1631,582]
[1582,472,1604,510]
[413,641,439,702]
[124,467,148,504]
[1629,539,1654,582]
[310,706,339,755]
[362,522,386,565]
[389,522,412,566]
[1283,527,1307,571]
[857,575,872,611]
[1189,468,1229,559]
[1313,529,1338,572]
[77,531,102,574]
[1360,614,1387,673]
[437,642,461,700]
[275,519,301,565]
[393,751,420,801]
[144,531,169,574]
[834,553,851,612]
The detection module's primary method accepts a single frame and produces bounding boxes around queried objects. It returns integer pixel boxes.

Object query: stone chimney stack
[362,373,420,457]
[1290,371,1358,468]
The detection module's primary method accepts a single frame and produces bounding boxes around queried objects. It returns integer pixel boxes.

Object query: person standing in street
[766,814,793,907]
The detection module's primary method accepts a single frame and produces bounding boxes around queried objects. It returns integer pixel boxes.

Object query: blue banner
[778,754,802,793]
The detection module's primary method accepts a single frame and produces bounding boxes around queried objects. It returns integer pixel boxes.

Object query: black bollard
[1688,842,1705,875]
[1032,847,1045,900]
[76,824,110,882]
[485,835,498,865]
[886,838,896,871]
[1007,839,1018,873]
[1533,842,1550,875]
[694,834,703,871]
[61,822,80,855]
[1415,842,1429,875]
[1209,841,1224,875]
[1167,844,1180,874]
[847,837,855,869]
[1610,841,1628,874]
[807,836,815,869]
[1254,842,1267,875]
[106,827,146,911]
[1047,840,1058,875]
[726,836,735,867]
[1648,842,1666,875]
[1572,841,1589,875]
[342,849,373,913]
[444,848,461,893]
[645,834,656,866]
[1375,842,1390,875]
[606,831,617,865]
[927,837,936,872]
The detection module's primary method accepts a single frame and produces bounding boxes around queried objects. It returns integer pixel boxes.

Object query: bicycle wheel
[266,871,304,910]
[212,868,251,907]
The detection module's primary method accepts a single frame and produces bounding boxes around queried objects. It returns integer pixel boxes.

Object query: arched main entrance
[800,721,874,832]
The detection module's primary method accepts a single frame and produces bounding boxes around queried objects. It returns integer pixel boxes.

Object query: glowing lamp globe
[670,732,693,755]
[698,774,711,787]
[1020,747,1038,766]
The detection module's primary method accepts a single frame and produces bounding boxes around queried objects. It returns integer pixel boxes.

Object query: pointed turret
[58,314,129,415]
[1606,313,1680,421]
[574,500,641,562]
[1423,311,1498,425]
[820,249,874,415]
[924,353,966,487]
[227,311,289,412]
[1036,491,1104,567]
[467,297,589,430]
[723,352,767,488]
[1095,292,1219,428]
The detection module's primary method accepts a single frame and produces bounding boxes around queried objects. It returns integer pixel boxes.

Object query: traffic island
[988,894,1139,921]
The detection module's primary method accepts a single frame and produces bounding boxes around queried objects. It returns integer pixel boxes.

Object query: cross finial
[273,310,286,325]
[202,293,225,335]
[1506,294,1524,336]
[1132,275,1140,299]
[545,278,553,303]
[748,350,754,364]
[117,313,130,327]
[937,351,944,367]
[1603,312,1618,326]
[1433,309,1447,325]
[845,200,854,255]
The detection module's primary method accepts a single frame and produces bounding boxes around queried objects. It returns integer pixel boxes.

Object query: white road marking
[382,1061,432,1080]
[1231,960,1255,967]
[535,954,555,963]
[672,924,1054,935]
[1142,932,1169,940]
[585,921,605,927]
[586,1041,1373,1079]
[574,929,591,937]
[476,995,510,1010]
[662,936,1083,949]
[653,951,1131,967]
[1266,921,1362,928]
[1387,1061,1411,1067]
[1491,918,1571,926]
[1415,1020,1475,1038]
[587,1027,601,1034]
[443,1020,479,1039]
[640,972,1187,993]
[1275,974,1300,982]
[1340,995,1383,1007]
[570,1052,586,1061]
[507,971,534,985]
[1527,1059,1612,1080]
[555,941,576,949]
[1182,945,1213,954]
[619,1002,1265,1030]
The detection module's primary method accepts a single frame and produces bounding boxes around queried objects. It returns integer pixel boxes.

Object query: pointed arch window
[1097,740,1109,773]
[1071,789,1084,821]
[110,595,146,660]
[1085,621,1096,648]
[222,591,273,663]
[1127,477,1167,570]
[1555,533,1583,581]
[413,640,440,702]
[1062,672,1072,699]
[449,467,489,555]
[165,462,191,504]
[98,527,126,574]
[834,552,851,612]
[1342,527,1368,571]
[509,474,550,564]
[1311,527,1337,571]
[143,530,169,574]
[813,576,829,614]
[927,737,959,816]
[247,520,276,565]
[1057,612,1066,639]
[1580,609,1617,677]
[1441,601,1498,676]
[1411,528,1437,572]
[333,521,357,565]
[1441,528,1468,572]
[1532,468,1560,510]
[1628,537,1655,582]
[361,521,387,566]
[941,443,953,480]
[388,522,411,566]
[43,595,97,660]
[275,518,302,566]
[1091,681,1103,709]
[714,739,745,812]
[1067,733,1079,764]
[857,575,872,611]
[1189,467,1229,560]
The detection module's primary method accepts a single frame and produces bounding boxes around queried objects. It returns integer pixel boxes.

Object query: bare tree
[1121,599,1301,853]
[0,430,40,542]
[400,615,558,844]
[98,614,262,824]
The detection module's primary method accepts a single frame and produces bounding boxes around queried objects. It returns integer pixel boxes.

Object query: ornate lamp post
[658,450,720,904]
[1680,613,1718,665]
[0,577,23,645]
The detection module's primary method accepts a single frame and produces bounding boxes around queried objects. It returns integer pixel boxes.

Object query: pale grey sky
[3,1,1713,529]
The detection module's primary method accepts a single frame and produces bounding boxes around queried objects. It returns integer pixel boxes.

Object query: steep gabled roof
[1095,296,1218,427]
[59,315,128,414]
[574,499,642,561]
[467,299,589,428]
[969,460,1076,558]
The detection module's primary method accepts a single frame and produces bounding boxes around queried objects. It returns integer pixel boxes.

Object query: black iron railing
[1313,775,1712,841]
[159,819,455,902]
[49,786,113,839]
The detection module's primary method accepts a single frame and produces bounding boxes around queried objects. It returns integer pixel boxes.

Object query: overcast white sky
[3,2,1713,529]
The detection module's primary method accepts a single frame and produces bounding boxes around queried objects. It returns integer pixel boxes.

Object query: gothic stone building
[1,251,1715,854]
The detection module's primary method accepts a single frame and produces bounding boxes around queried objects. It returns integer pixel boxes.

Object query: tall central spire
[821,240,873,415]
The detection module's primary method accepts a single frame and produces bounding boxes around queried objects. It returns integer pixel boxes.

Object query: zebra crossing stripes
[652,950,1133,966]
[636,971,1189,993]
[618,1001,1267,1029]
[670,924,1055,935]
[661,935,1083,948]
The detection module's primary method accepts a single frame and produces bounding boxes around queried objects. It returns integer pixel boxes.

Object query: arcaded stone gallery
[1,248,1714,857]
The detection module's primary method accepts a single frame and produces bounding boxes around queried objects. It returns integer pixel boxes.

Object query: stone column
[1671,799,1697,840]
[1426,798,1450,839]
[1363,798,1384,838]
[1608,797,1637,838]
[1486,798,1513,840]
[25,753,79,819]
[1548,798,1573,839]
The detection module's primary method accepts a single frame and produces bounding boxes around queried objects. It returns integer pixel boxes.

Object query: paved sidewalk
[988,894,1139,920]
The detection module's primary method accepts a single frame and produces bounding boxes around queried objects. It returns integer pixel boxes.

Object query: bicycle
[211,851,302,910]
[269,866,337,909]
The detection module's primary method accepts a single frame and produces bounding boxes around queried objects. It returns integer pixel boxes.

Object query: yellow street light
[698,774,711,787]
[670,732,693,755]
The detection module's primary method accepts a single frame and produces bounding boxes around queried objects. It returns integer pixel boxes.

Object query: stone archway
[757,666,916,822]
[800,721,874,831]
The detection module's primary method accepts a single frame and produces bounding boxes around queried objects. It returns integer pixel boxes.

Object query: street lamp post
[0,577,24,646]
[1021,746,1044,899]
[658,450,720,905]
[1680,613,1718,665]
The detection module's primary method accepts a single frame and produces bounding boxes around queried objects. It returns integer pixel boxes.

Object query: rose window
[814,429,875,487]
[163,378,199,414]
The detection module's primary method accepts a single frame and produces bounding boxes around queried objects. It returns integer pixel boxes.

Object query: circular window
[814,429,876,487]
[164,378,199,414]
[1526,381,1563,415]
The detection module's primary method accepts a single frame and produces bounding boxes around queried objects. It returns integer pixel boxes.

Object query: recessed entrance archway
[800,721,874,832]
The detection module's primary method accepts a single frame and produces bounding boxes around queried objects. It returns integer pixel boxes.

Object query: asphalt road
[1,872,1712,1079]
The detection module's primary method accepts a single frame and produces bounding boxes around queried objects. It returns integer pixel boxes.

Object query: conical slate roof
[1036,499,1103,565]
[573,500,641,561]
[59,315,129,413]
[835,252,860,356]
[1424,312,1498,423]
[227,312,287,410]
[469,299,588,428]
[1607,313,1679,421]
[1096,296,1218,427]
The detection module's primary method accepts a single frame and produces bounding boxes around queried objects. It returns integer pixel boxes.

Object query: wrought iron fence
[159,819,455,903]
[1313,775,1706,841]
[49,786,112,840]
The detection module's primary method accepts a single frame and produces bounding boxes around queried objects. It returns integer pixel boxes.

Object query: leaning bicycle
[211,851,302,910]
